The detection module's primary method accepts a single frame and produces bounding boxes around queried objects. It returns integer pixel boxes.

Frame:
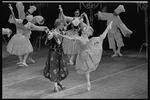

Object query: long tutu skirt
[6,33,33,56]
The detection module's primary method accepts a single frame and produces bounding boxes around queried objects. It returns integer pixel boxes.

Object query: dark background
[2,2,148,51]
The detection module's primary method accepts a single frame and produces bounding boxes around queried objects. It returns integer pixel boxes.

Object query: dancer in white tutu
[59,5,84,65]
[7,4,47,67]
[57,12,113,91]
[16,2,46,64]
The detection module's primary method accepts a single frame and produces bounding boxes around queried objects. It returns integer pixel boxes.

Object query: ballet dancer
[43,19,68,92]
[95,5,133,57]
[57,13,113,91]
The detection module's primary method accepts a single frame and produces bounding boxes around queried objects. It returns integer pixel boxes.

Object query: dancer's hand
[7,29,12,38]
[59,5,62,11]
[43,26,48,31]
[94,13,98,17]
[8,4,13,10]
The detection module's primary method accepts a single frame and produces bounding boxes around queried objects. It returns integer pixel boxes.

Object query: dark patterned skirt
[43,47,68,82]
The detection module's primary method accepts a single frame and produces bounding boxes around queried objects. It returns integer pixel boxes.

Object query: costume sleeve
[97,11,112,20]
[8,15,17,24]
[2,28,10,34]
[117,16,133,37]
[28,23,46,31]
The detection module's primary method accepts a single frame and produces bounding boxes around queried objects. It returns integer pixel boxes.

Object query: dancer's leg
[28,51,35,63]
[57,80,65,89]
[117,46,122,57]
[17,55,23,65]
[69,55,74,64]
[111,47,118,57]
[22,53,29,67]
[86,72,91,91]
[54,82,59,92]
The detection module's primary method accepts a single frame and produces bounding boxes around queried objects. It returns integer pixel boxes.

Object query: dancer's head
[54,19,64,30]
[80,22,93,37]
[74,9,80,17]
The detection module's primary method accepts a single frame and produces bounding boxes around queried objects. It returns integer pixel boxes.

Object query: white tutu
[7,32,33,56]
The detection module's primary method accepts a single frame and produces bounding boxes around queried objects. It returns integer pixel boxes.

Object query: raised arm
[59,5,74,22]
[8,4,17,24]
[96,11,112,21]
[100,21,113,39]
[117,16,133,37]
[26,22,47,31]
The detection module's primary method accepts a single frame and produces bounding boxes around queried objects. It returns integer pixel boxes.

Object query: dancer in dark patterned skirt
[43,19,68,92]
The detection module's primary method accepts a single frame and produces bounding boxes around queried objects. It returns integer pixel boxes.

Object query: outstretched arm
[100,21,113,40]
[84,13,90,27]
[58,33,75,40]
[26,22,47,31]
[96,11,112,21]
[117,17,133,37]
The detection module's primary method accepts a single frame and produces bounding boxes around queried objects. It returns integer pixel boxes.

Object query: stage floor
[2,48,148,99]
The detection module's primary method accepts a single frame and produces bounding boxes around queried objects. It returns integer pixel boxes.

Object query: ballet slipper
[54,87,59,92]
[87,83,91,91]
[111,53,118,57]
[18,63,24,66]
[117,52,123,57]
[57,82,65,89]
[16,62,22,65]
[67,62,74,65]
[28,58,35,63]
[22,62,28,67]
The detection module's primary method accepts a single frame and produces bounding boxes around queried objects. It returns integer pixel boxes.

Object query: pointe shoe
[117,52,123,57]
[111,53,118,57]
[54,87,59,92]
[18,63,24,66]
[67,62,74,65]
[22,62,28,67]
[87,83,91,91]
[16,62,22,65]
[68,60,74,65]
[57,82,65,89]
[28,58,35,63]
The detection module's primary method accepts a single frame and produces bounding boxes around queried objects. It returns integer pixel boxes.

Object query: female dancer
[7,4,33,67]
[95,5,133,57]
[59,5,84,65]
[43,19,68,92]
[57,13,113,91]
[7,4,47,67]
[16,2,47,65]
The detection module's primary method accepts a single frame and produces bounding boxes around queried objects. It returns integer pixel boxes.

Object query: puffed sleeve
[8,15,23,24]
[28,23,46,31]
[16,2,25,20]
[97,11,112,20]
[117,16,133,37]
